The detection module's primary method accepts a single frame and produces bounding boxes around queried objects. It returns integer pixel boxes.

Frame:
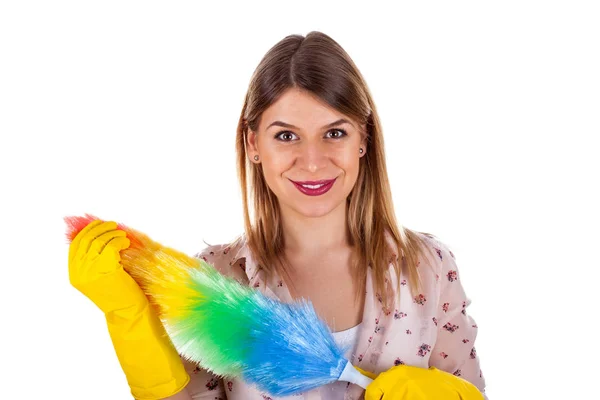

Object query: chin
[289,199,345,219]
[296,207,333,219]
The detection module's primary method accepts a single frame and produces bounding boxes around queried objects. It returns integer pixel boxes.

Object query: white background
[1,1,598,399]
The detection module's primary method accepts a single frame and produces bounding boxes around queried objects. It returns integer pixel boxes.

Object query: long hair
[232,31,436,310]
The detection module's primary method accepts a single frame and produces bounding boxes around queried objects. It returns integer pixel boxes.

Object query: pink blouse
[179,231,488,400]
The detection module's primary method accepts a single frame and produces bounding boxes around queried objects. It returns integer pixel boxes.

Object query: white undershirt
[319,322,363,400]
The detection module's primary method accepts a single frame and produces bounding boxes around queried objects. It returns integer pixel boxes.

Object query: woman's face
[247,88,367,219]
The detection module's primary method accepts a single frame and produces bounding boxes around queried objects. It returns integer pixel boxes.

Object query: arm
[428,239,488,398]
[68,220,190,400]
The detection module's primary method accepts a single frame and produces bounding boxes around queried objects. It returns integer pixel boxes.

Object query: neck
[280,201,350,258]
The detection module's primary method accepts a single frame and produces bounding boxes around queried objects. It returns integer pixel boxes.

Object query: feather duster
[64,214,372,396]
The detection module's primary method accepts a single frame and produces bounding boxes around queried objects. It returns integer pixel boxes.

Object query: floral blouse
[179,231,488,400]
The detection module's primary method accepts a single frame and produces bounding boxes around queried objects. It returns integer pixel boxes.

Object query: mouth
[289,178,337,196]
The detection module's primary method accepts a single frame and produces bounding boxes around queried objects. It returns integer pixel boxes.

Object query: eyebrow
[266,118,352,131]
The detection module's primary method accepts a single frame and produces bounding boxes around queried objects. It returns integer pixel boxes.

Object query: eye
[274,128,348,142]
[274,131,298,141]
[326,128,348,139]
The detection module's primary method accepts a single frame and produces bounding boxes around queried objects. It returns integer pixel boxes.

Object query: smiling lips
[290,178,337,196]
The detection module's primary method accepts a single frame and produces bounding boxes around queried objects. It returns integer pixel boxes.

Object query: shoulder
[412,231,458,272]
[192,235,249,283]
[403,231,462,297]
[417,233,475,316]
[381,229,452,302]
[383,228,452,263]
[383,229,452,279]
[414,233,458,283]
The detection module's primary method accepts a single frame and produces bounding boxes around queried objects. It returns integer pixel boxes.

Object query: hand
[69,219,147,315]
[68,219,189,399]
[359,365,484,400]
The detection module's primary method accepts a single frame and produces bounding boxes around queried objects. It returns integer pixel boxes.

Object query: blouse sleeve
[427,238,488,398]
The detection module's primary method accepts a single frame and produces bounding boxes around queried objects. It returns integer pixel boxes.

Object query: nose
[297,140,329,173]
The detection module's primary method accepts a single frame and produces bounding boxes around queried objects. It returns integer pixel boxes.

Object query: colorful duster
[64,214,372,396]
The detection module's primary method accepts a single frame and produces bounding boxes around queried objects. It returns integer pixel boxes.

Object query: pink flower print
[432,317,438,326]
[449,250,455,259]
[374,325,382,334]
[414,294,426,305]
[206,377,220,390]
[439,352,449,359]
[201,256,208,262]
[417,343,432,357]
[394,310,407,320]
[385,341,389,345]
[277,280,283,287]
[193,365,201,374]
[401,279,407,286]
[453,369,462,376]
[209,251,215,256]
[223,247,230,255]
[253,281,260,288]
[368,336,373,343]
[472,323,478,328]
[261,395,273,400]
[394,358,405,366]
[376,293,382,303]
[435,274,440,282]
[375,318,380,325]
[462,339,470,344]
[406,329,412,335]
[358,354,363,362]
[442,302,450,313]
[461,300,467,315]
[470,347,477,359]
[443,322,459,333]
[447,270,457,282]
[436,248,443,260]
[227,381,233,391]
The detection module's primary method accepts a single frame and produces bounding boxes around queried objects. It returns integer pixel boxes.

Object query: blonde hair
[232,31,436,310]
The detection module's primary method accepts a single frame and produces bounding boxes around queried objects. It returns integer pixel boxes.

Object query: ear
[359,135,368,157]
[358,123,368,157]
[247,129,259,153]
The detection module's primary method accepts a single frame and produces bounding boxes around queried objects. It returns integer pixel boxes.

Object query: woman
[69,31,487,399]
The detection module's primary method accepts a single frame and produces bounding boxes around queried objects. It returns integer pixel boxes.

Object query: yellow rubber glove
[68,220,190,400]
[357,365,483,400]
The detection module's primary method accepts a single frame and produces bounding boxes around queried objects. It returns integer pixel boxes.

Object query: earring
[359,148,364,154]
[254,155,259,161]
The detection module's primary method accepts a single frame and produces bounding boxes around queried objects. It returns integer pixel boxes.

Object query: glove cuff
[105,295,189,399]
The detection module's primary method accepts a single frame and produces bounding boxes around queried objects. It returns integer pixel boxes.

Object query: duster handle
[338,361,373,389]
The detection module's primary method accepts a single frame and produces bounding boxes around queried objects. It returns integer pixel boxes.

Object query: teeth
[301,183,325,189]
